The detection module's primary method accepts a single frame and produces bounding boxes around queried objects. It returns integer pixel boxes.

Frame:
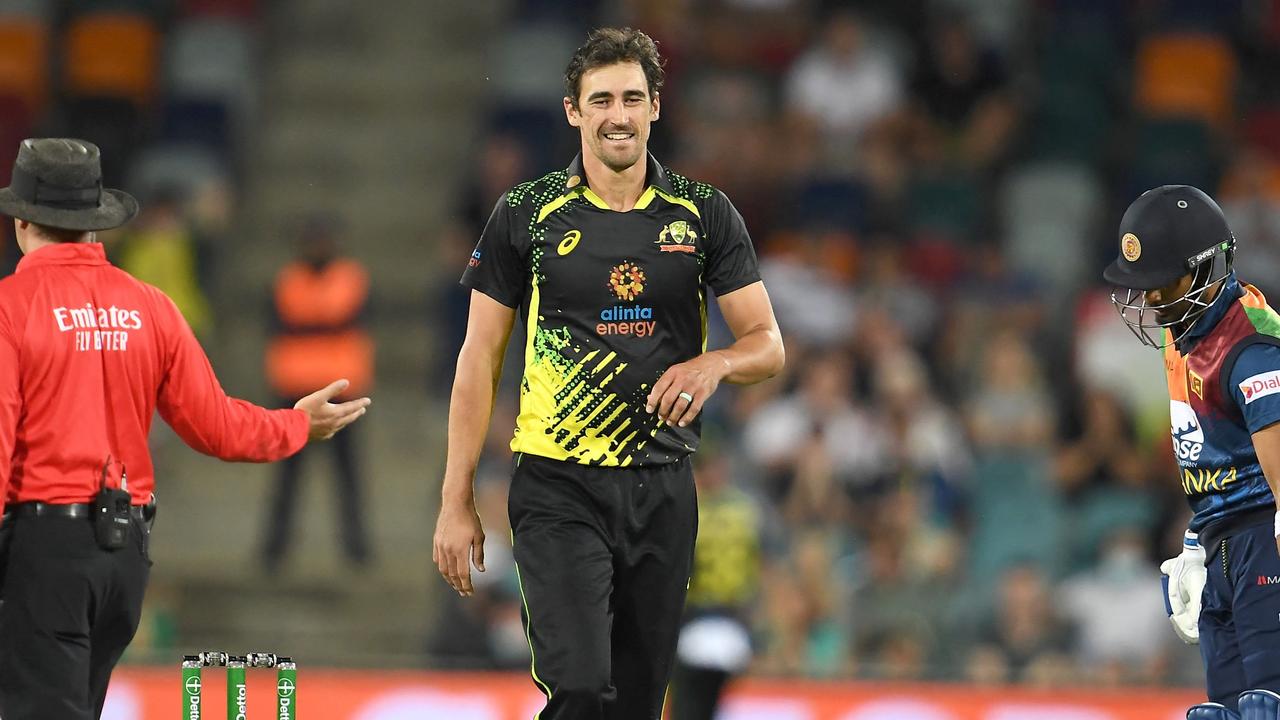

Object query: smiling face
[564,61,659,174]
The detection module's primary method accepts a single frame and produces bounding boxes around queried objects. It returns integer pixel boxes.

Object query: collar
[1178,272,1242,353]
[563,151,675,196]
[15,242,109,273]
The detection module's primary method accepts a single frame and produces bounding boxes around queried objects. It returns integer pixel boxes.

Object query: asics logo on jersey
[558,230,582,256]
[1171,400,1204,465]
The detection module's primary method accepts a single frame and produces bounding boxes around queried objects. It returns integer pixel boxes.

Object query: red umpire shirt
[0,242,308,511]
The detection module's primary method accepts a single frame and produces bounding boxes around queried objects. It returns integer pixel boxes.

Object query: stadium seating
[1001,160,1101,295]
[0,18,48,116]
[163,18,255,124]
[1134,32,1237,128]
[64,12,160,108]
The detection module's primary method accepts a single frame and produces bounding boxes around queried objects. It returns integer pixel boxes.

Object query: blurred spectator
[261,216,373,571]
[755,530,852,677]
[965,563,1076,685]
[1073,288,1171,440]
[1054,387,1146,503]
[963,328,1054,450]
[671,450,764,720]
[783,8,904,172]
[872,348,971,522]
[1059,527,1170,685]
[1219,147,1280,297]
[743,349,889,509]
[908,7,1018,170]
[458,133,529,237]
[757,230,859,349]
[114,188,211,338]
[856,240,939,348]
[849,517,952,680]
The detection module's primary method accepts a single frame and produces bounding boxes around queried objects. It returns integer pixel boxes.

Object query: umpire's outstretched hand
[294,379,372,441]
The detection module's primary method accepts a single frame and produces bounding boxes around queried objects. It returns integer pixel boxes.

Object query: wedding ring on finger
[678,391,694,403]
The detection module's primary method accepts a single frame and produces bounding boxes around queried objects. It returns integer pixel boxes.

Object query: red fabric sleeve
[155,294,308,462]
[0,313,19,512]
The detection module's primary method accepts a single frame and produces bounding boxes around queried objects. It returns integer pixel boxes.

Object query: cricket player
[432,27,784,720]
[1105,185,1280,718]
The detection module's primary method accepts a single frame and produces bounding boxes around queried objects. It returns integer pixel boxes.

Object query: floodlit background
[3,0,1279,717]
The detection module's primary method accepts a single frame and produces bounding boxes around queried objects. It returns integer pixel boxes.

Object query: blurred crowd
[430,0,1280,687]
[0,0,255,328]
[9,0,1280,690]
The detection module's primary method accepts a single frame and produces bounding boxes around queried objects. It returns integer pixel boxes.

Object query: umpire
[433,28,784,720]
[0,138,371,720]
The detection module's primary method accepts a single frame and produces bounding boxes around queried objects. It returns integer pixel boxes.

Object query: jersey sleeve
[1227,342,1280,433]
[0,307,18,511]
[701,188,761,297]
[154,293,309,461]
[460,194,527,308]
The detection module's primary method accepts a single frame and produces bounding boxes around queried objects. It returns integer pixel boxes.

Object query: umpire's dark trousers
[0,509,151,720]
[509,453,697,720]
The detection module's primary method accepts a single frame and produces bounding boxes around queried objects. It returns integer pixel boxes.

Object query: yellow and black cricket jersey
[461,153,760,467]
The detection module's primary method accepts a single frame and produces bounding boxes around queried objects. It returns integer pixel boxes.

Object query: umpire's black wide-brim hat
[1103,184,1234,291]
[0,138,138,231]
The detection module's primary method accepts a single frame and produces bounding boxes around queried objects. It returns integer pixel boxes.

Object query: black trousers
[509,454,697,720]
[669,662,732,720]
[262,410,370,566]
[0,513,151,720]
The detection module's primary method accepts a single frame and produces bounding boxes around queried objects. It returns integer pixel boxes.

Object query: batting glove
[1160,530,1207,645]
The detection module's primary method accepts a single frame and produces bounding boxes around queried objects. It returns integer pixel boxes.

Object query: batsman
[1106,185,1280,719]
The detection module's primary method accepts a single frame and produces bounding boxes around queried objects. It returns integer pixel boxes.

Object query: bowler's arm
[712,280,785,384]
[441,290,516,503]
[434,290,515,596]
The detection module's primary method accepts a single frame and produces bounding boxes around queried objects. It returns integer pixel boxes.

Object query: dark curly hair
[563,27,664,108]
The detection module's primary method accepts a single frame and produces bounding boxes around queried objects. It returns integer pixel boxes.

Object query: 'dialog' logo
[656,221,698,253]
[608,261,646,301]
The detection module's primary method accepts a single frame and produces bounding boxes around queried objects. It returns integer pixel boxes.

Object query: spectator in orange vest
[262,216,373,570]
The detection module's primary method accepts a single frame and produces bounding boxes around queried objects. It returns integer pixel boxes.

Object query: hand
[433,498,485,597]
[1159,532,1207,645]
[294,379,371,441]
[645,352,730,428]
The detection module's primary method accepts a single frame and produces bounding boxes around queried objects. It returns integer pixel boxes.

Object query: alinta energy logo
[600,261,657,337]
[608,261,646,301]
